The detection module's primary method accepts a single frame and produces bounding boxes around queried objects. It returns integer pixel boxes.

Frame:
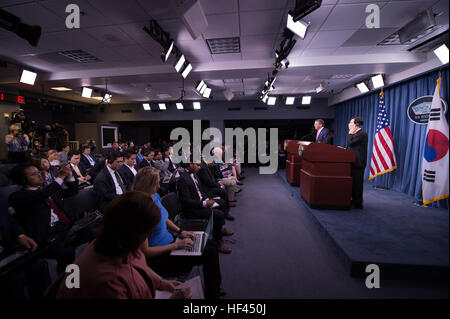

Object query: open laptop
[171,212,213,256]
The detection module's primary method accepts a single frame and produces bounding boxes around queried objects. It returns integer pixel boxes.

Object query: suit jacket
[0,199,25,253]
[346,129,368,168]
[8,180,78,245]
[197,161,220,190]
[167,157,179,173]
[316,127,331,144]
[138,159,152,170]
[71,164,88,180]
[93,167,126,211]
[177,171,209,211]
[152,160,170,177]
[80,154,95,172]
[118,164,137,191]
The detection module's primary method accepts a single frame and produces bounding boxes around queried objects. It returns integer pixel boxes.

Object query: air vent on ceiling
[58,50,101,63]
[206,37,240,54]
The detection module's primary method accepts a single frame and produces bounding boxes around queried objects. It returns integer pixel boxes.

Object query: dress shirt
[107,166,124,195]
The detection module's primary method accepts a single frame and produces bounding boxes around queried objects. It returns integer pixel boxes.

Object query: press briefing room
[0,0,448,311]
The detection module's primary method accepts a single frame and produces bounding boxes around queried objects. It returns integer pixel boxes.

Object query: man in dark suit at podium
[314,119,331,144]
[346,117,368,209]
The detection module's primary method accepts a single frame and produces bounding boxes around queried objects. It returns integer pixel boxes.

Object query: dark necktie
[114,171,127,194]
[46,197,71,225]
[191,174,204,200]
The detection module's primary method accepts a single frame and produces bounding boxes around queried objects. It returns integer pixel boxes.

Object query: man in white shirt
[80,145,96,171]
[118,151,138,191]
[93,151,126,210]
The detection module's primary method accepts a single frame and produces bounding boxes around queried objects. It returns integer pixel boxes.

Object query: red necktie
[46,197,71,225]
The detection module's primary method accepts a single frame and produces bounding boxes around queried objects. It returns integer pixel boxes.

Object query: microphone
[299,128,316,141]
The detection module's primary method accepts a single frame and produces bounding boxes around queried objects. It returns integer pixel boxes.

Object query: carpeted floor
[219,167,448,298]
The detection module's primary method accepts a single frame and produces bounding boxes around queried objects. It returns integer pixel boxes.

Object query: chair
[0,185,21,202]
[61,188,98,221]
[161,192,208,232]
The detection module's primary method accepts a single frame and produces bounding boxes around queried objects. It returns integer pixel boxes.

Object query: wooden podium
[299,143,355,209]
[284,140,302,185]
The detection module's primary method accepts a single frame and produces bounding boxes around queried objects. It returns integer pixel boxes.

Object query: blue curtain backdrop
[334,68,449,208]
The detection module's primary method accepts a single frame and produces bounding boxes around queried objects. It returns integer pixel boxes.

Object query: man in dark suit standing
[314,119,331,144]
[346,117,368,209]
[177,161,233,254]
[93,151,126,211]
[118,151,138,191]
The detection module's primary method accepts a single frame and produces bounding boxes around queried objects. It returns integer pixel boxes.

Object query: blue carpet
[218,168,448,298]
[277,169,449,280]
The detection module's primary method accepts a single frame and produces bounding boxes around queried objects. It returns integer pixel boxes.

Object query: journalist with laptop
[132,167,225,299]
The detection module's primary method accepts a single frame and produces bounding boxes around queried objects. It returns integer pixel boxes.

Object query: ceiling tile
[307,30,356,49]
[239,0,289,12]
[380,0,440,28]
[177,38,213,63]
[341,28,398,47]
[301,5,334,32]
[200,0,238,14]
[86,0,150,24]
[203,13,240,38]
[211,53,242,62]
[333,46,372,55]
[240,10,285,36]
[84,25,137,47]
[301,48,337,56]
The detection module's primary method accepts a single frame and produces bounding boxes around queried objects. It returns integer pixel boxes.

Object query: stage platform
[277,169,449,282]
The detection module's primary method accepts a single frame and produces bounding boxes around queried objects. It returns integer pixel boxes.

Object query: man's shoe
[224,213,235,221]
[351,204,363,209]
[234,188,242,193]
[218,242,232,254]
[222,228,234,236]
[238,176,245,180]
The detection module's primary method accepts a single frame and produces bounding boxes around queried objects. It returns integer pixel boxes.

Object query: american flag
[369,92,397,180]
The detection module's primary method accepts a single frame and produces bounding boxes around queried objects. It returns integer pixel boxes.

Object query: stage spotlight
[203,87,212,99]
[356,82,369,93]
[261,93,269,104]
[196,80,205,92]
[434,44,449,65]
[174,54,185,72]
[371,74,384,89]
[158,103,167,110]
[0,8,42,46]
[287,13,309,39]
[162,40,174,62]
[19,69,37,85]
[103,93,112,103]
[199,83,207,95]
[289,0,322,22]
[81,87,93,98]
[302,96,311,104]
[176,102,184,110]
[267,97,277,105]
[193,102,201,110]
[285,97,295,105]
[143,103,151,111]
[181,63,192,78]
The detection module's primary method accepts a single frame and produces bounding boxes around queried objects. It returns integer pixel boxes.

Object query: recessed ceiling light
[176,103,184,110]
[356,82,370,93]
[158,103,167,110]
[193,102,201,110]
[434,44,449,65]
[371,74,384,89]
[285,97,295,105]
[51,87,72,91]
[143,103,151,110]
[82,87,93,98]
[302,96,311,105]
[267,97,277,105]
[20,69,37,85]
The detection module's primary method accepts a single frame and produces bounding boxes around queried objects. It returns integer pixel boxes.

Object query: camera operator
[5,125,30,162]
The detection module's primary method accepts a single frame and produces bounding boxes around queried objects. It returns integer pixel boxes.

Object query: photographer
[5,125,30,163]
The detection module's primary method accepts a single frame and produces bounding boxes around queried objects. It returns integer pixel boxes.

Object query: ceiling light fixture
[51,87,72,91]
[181,63,193,78]
[19,69,37,85]
[174,54,185,72]
[267,97,277,105]
[193,102,201,110]
[285,97,295,105]
[434,44,449,65]
[302,96,311,104]
[371,74,384,89]
[143,103,151,110]
[176,102,184,110]
[81,87,92,98]
[287,13,309,39]
[356,82,370,93]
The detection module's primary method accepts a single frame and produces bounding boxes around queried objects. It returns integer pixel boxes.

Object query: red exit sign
[0,92,25,104]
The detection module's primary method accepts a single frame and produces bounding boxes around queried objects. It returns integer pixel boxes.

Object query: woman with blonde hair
[47,149,61,167]
[133,166,224,299]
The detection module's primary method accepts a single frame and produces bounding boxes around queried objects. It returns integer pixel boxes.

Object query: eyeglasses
[26,171,42,177]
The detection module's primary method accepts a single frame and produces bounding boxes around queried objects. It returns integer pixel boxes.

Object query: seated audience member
[136,147,144,164]
[79,145,96,171]
[177,162,233,254]
[197,159,235,208]
[56,191,191,299]
[33,157,58,186]
[68,150,91,187]
[151,150,171,196]
[166,146,184,174]
[8,164,90,273]
[139,148,155,169]
[133,167,224,299]
[111,141,121,152]
[30,140,43,159]
[47,149,61,167]
[0,199,51,299]
[93,151,126,211]
[58,145,70,166]
[118,151,138,191]
[142,141,151,155]
[212,147,241,195]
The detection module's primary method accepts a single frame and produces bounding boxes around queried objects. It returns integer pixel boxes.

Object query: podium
[299,143,355,209]
[284,140,302,185]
